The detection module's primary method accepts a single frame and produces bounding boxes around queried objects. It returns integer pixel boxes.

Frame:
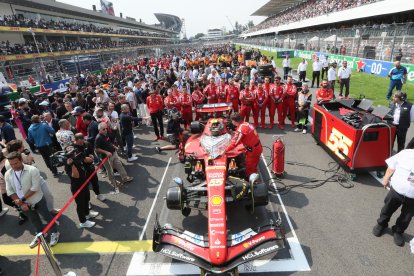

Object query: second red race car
[153,103,286,275]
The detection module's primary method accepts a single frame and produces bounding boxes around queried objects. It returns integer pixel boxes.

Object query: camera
[50,146,83,168]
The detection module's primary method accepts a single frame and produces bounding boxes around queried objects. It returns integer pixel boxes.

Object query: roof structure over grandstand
[252,0,304,17]
[0,0,177,34]
[154,13,183,32]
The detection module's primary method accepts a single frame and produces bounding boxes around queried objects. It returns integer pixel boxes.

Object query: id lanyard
[14,170,24,195]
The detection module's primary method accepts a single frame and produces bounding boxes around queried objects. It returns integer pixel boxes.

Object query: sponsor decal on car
[210,195,223,206]
[242,235,266,248]
[241,245,279,261]
[173,237,195,251]
[212,209,222,215]
[210,217,224,222]
[210,223,225,228]
[208,178,224,186]
[211,230,225,236]
[161,248,195,262]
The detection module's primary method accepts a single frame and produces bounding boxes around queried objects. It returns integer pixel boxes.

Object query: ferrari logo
[211,196,223,206]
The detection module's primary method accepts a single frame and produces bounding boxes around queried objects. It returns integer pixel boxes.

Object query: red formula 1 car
[153,103,285,275]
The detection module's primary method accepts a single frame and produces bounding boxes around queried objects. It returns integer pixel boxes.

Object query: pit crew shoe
[80,220,96,228]
[372,224,385,237]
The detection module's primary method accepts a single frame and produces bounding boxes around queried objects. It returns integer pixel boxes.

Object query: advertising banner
[100,0,115,16]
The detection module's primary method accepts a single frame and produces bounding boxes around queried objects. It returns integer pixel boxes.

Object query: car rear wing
[196,103,233,114]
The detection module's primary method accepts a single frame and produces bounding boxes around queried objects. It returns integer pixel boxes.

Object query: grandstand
[242,0,414,63]
[0,0,178,85]
[154,13,183,33]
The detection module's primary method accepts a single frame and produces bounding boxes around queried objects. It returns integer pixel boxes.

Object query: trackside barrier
[33,157,109,276]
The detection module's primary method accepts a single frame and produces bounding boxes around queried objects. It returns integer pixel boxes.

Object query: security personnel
[316,79,334,102]
[283,76,298,128]
[338,61,352,98]
[179,87,192,130]
[191,84,205,121]
[269,76,285,129]
[311,57,322,88]
[203,78,218,104]
[253,82,268,128]
[226,79,240,112]
[390,92,414,152]
[387,61,408,100]
[225,112,263,178]
[372,144,414,246]
[146,90,165,141]
[239,86,255,123]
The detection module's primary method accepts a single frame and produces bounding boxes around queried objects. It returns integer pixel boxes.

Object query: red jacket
[227,122,261,152]
[203,84,218,103]
[146,94,164,114]
[192,90,205,105]
[254,88,268,107]
[284,83,297,98]
[269,84,285,104]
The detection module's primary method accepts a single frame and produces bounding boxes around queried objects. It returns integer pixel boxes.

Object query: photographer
[155,108,184,153]
[66,134,100,229]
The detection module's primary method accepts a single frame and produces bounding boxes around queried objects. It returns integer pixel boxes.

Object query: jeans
[387,79,403,99]
[24,197,58,234]
[125,132,134,158]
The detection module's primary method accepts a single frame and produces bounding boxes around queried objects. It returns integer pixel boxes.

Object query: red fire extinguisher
[272,136,285,177]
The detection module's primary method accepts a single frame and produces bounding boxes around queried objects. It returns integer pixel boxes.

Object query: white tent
[308,36,319,42]
[324,35,343,42]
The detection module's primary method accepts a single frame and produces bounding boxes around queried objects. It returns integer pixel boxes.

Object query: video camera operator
[65,133,102,229]
[155,107,184,153]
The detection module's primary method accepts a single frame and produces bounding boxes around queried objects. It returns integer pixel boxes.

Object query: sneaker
[53,171,63,178]
[393,232,404,246]
[50,232,60,246]
[372,224,385,237]
[96,194,106,201]
[155,146,161,153]
[302,129,307,134]
[18,213,28,225]
[110,187,120,194]
[114,172,120,176]
[127,156,138,162]
[123,146,127,151]
[0,208,9,217]
[80,220,96,228]
[122,176,134,184]
[85,210,99,220]
[29,233,48,249]
[134,135,139,139]
[50,209,61,216]
[294,128,301,132]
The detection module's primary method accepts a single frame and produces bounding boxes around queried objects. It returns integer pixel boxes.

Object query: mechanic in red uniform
[253,82,269,128]
[217,78,228,103]
[225,112,263,178]
[179,87,193,130]
[146,90,165,141]
[283,75,298,128]
[239,86,255,122]
[191,84,205,121]
[203,78,218,104]
[269,76,286,129]
[315,79,334,102]
[164,89,181,111]
[226,78,240,112]
[263,77,272,124]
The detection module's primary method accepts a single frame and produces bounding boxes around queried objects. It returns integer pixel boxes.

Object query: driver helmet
[209,119,224,136]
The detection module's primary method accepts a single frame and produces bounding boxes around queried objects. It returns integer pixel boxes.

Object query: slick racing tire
[190,121,201,134]
[166,186,182,210]
[252,182,269,207]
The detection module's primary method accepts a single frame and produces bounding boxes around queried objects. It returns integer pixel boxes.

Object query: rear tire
[190,121,201,134]
[166,187,182,210]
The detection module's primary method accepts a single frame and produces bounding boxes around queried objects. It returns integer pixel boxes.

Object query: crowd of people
[0,14,169,37]
[0,39,170,56]
[248,0,382,33]
[0,42,412,257]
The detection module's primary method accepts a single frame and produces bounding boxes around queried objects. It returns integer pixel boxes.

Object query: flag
[100,0,115,16]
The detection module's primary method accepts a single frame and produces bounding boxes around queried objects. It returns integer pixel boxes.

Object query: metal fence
[238,23,414,64]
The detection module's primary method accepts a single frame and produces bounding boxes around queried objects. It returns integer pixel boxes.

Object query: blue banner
[44,78,70,91]
[361,59,392,77]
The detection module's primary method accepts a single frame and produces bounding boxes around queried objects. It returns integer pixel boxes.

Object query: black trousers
[86,166,100,196]
[312,71,320,87]
[283,67,290,80]
[377,187,414,234]
[339,78,350,97]
[37,144,57,174]
[299,71,306,82]
[71,180,90,224]
[150,111,164,137]
[321,67,329,79]
[394,126,408,153]
[407,137,414,149]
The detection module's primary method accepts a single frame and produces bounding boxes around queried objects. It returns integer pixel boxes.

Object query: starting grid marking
[126,155,311,275]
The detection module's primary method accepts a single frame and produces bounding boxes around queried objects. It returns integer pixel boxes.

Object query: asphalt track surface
[1,96,414,276]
